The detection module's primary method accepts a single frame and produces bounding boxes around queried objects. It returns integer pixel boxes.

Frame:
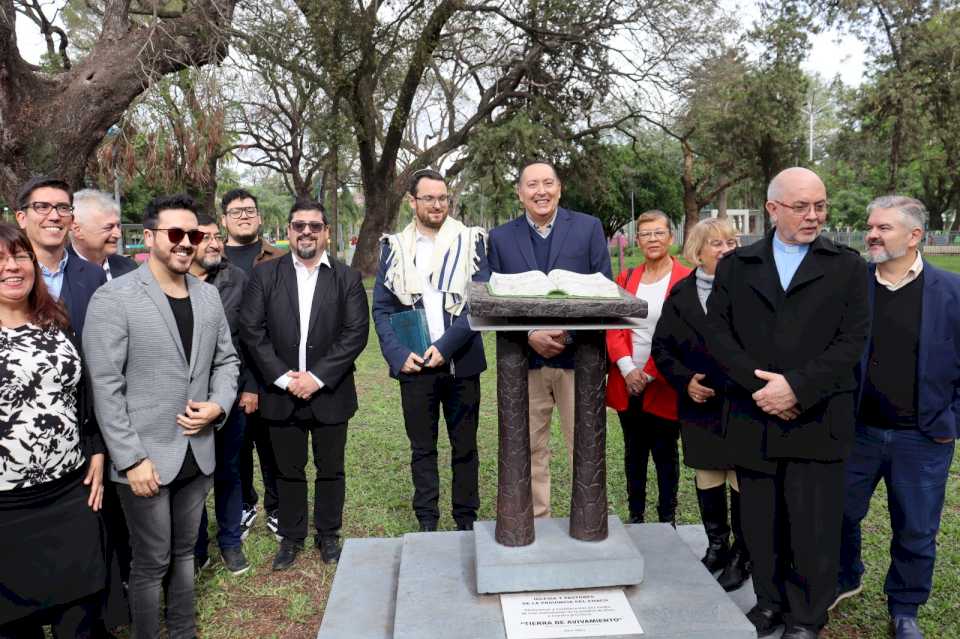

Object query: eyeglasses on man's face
[638,229,670,240]
[773,200,829,216]
[415,195,450,207]
[24,202,75,217]
[225,207,259,219]
[290,220,326,233]
[151,227,206,245]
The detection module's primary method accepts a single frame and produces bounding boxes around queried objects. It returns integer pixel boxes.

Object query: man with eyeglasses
[372,169,489,532]
[68,189,137,281]
[84,194,239,639]
[240,198,369,570]
[704,167,869,639]
[187,213,254,576]
[14,176,106,336]
[487,160,612,518]
[219,188,285,541]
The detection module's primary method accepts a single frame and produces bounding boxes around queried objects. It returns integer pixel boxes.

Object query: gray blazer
[83,263,240,484]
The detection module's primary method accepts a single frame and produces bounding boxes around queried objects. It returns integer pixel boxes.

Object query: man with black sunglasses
[241,198,369,571]
[84,194,239,639]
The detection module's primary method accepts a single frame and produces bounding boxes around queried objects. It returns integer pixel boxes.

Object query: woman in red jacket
[606,210,691,525]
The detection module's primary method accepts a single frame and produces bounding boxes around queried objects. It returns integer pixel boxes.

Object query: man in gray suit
[84,194,239,639]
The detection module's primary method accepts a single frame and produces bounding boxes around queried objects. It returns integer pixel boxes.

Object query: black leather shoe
[745,606,784,638]
[419,521,438,532]
[890,616,924,639]
[627,513,644,524]
[316,536,341,564]
[456,520,475,531]
[782,625,819,639]
[271,540,302,571]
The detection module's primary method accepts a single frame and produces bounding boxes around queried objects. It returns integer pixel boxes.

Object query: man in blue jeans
[190,214,253,575]
[833,196,958,639]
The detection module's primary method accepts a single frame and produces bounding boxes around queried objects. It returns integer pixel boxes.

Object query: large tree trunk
[717,185,728,218]
[0,0,237,204]
[325,144,340,259]
[680,141,701,245]
[352,179,404,276]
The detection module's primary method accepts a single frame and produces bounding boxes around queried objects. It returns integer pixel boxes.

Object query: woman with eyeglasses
[0,223,107,638]
[650,217,752,591]
[606,210,691,527]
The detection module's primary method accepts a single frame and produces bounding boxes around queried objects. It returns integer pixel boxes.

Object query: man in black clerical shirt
[832,196,959,639]
[220,188,286,540]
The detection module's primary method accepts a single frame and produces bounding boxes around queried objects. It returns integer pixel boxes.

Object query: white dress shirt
[415,230,445,342]
[616,272,670,379]
[274,251,331,391]
[72,243,113,280]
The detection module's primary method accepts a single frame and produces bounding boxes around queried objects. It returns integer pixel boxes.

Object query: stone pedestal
[317,524,758,639]
[474,515,644,594]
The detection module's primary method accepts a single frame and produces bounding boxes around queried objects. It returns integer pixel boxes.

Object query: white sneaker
[240,503,258,530]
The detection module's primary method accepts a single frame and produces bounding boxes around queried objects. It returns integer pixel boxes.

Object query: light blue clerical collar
[772,232,807,255]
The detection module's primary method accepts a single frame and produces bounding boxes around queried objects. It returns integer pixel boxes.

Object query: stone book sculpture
[467,281,647,546]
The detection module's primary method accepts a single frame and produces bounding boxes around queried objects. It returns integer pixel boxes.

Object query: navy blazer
[859,260,960,440]
[107,253,138,278]
[373,235,489,379]
[62,251,107,338]
[487,208,611,279]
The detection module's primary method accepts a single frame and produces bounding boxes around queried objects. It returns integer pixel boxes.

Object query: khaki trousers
[528,367,575,517]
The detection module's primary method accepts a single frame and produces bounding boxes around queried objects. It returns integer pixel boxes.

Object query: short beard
[294,240,317,260]
[198,253,222,271]
[230,230,259,244]
[416,210,445,230]
[867,243,907,264]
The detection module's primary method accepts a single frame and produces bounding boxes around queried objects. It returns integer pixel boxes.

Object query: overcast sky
[13,2,869,86]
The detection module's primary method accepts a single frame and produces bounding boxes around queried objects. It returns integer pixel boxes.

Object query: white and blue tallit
[381,217,486,317]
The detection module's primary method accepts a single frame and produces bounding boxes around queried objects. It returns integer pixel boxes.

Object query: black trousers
[240,411,279,513]
[0,593,102,639]
[617,396,680,522]
[267,414,347,543]
[737,460,846,630]
[398,370,480,526]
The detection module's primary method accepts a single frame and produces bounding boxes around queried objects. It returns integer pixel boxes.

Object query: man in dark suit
[832,196,958,639]
[487,160,612,518]
[705,167,870,639]
[373,169,489,532]
[69,189,137,281]
[240,198,369,570]
[14,176,106,337]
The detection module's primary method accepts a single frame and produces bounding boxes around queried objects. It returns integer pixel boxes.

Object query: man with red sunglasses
[241,198,369,571]
[84,194,239,639]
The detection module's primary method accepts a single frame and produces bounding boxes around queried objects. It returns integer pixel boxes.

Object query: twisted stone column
[494,331,535,546]
[570,330,608,541]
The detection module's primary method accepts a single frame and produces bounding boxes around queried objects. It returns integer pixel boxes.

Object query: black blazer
[61,250,107,338]
[705,230,870,469]
[240,253,370,424]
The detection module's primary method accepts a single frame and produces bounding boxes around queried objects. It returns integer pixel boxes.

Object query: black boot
[717,487,752,592]
[696,484,730,572]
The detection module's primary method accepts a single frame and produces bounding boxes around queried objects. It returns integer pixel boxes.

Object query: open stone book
[487,269,621,299]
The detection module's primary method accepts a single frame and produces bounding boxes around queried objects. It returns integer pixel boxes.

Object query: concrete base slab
[317,538,402,639]
[318,524,759,639]
[473,515,645,594]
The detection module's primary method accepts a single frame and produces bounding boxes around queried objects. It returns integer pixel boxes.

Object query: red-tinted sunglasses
[152,227,206,245]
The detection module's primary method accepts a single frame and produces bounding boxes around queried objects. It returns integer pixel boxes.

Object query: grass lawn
[181,318,959,638]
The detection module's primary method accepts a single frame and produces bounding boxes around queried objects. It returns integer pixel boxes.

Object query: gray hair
[867,195,927,233]
[73,189,121,224]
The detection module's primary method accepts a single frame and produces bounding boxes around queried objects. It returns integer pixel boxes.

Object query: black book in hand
[389,308,431,356]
